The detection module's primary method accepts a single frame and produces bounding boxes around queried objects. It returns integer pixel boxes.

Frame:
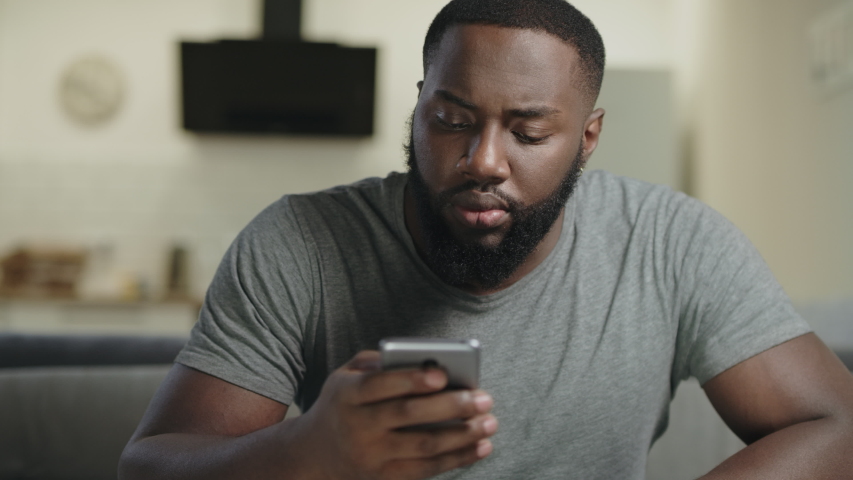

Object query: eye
[435,115,471,131]
[512,131,550,144]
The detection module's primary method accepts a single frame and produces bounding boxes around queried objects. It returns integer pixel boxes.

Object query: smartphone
[379,338,480,390]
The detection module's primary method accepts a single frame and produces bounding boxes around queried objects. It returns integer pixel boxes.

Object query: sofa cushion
[0,365,170,480]
[0,334,187,368]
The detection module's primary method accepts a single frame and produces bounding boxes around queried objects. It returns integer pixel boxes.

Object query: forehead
[423,24,587,113]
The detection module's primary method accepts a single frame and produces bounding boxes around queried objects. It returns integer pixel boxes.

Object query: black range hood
[180,0,376,136]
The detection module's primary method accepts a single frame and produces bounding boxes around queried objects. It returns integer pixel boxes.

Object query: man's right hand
[294,350,498,480]
[119,351,496,480]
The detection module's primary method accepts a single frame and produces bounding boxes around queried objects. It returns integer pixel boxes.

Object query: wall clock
[58,55,125,125]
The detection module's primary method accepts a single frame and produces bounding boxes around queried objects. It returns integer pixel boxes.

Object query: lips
[454,207,508,228]
[447,191,510,229]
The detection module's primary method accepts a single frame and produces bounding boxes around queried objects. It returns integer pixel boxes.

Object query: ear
[417,80,424,98]
[581,108,605,163]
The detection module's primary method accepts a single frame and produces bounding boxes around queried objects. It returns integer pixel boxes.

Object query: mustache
[435,180,522,212]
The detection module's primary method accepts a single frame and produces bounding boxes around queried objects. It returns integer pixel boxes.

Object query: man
[119,0,853,478]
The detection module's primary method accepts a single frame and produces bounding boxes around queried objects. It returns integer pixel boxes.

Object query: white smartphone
[379,338,480,390]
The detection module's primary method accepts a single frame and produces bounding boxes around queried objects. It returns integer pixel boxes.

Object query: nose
[457,124,510,185]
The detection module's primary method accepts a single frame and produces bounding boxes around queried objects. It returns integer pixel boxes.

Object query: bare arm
[700,333,853,479]
[118,363,300,479]
[118,352,497,480]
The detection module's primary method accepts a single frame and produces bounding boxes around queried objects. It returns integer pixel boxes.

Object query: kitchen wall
[0,0,680,299]
[4,0,849,304]
[692,0,853,302]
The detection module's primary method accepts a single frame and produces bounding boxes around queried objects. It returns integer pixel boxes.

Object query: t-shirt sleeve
[175,196,318,405]
[667,196,812,386]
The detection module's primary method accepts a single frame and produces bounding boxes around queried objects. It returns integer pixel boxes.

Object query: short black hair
[423,0,606,102]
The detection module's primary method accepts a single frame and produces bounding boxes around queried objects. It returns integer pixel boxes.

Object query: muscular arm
[118,363,309,479]
[700,333,853,479]
[118,353,496,480]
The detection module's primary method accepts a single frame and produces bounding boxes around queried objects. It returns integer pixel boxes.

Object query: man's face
[407,24,600,290]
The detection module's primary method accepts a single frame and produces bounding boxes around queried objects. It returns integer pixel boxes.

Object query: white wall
[691,0,853,302]
[0,0,435,298]
[571,0,676,69]
[0,0,679,299]
[4,0,849,304]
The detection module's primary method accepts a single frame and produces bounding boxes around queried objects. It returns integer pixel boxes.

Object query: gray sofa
[0,334,186,480]
[1,301,850,480]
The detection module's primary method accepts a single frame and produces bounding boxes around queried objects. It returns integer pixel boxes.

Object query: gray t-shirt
[176,170,810,479]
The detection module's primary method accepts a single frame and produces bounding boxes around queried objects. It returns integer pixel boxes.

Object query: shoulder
[243,172,406,237]
[577,169,696,217]
[574,170,713,242]
[228,173,409,273]
[287,172,406,215]
[572,170,754,278]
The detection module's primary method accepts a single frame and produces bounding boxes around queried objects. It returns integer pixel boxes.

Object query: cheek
[514,149,573,177]
[412,114,459,185]
[507,143,576,202]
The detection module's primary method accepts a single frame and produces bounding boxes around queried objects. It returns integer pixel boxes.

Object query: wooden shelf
[0,296,201,309]
[0,297,201,336]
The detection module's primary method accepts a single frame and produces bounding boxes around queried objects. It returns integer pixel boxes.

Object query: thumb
[347,350,381,372]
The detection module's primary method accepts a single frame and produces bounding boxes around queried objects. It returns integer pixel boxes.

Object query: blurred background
[0,1,851,479]
[1,0,851,323]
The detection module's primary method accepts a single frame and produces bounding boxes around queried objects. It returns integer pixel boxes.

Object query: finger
[388,414,498,460]
[348,368,448,405]
[372,389,493,430]
[346,350,382,372]
[380,440,493,480]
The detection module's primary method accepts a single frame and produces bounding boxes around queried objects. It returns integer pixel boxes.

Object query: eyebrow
[508,106,561,118]
[434,89,561,118]
[435,89,477,110]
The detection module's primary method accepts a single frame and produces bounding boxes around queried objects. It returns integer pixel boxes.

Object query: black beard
[405,114,584,290]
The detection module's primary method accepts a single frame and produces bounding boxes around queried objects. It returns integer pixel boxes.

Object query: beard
[405,114,585,290]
